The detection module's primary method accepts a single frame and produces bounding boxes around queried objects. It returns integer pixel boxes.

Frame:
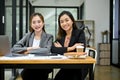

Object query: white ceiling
[29,0,84,6]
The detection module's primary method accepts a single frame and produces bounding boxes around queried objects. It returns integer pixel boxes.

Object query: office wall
[84,0,110,49]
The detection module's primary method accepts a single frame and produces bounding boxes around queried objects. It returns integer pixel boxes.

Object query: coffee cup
[76,46,84,52]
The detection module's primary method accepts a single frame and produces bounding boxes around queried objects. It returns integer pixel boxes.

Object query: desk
[0,56,96,80]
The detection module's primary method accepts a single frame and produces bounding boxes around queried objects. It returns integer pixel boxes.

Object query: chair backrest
[85,47,97,71]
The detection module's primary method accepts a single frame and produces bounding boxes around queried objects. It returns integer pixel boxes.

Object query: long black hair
[57,11,78,40]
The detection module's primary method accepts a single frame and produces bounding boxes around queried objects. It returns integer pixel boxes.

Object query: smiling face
[57,11,78,39]
[29,13,45,32]
[59,14,73,32]
[31,15,44,32]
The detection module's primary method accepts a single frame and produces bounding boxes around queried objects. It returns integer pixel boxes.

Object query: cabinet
[75,20,95,47]
[98,43,110,65]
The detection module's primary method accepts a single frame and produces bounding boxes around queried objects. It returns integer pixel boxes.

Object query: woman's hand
[27,47,40,51]
[23,47,40,54]
[67,43,84,52]
[23,51,29,54]
[54,41,62,47]
[73,43,84,48]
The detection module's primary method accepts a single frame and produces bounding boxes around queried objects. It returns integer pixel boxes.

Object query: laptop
[0,35,25,57]
[0,35,11,56]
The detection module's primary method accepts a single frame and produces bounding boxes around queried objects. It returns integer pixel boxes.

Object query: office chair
[85,47,97,71]
[84,47,97,80]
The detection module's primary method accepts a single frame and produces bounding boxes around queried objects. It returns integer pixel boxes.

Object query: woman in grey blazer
[11,13,53,80]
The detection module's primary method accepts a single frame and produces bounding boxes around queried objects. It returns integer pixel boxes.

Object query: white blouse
[32,38,41,47]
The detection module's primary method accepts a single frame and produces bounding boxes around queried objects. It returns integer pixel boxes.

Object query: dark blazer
[11,31,53,54]
[51,29,86,55]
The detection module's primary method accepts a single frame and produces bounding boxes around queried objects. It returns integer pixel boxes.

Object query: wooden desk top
[0,56,96,64]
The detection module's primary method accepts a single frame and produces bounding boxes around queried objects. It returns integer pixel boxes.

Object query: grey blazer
[11,31,53,54]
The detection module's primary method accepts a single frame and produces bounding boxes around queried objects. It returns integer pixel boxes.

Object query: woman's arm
[11,33,31,54]
[28,35,53,54]
[51,29,86,55]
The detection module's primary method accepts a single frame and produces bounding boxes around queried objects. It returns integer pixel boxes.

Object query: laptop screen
[0,35,11,56]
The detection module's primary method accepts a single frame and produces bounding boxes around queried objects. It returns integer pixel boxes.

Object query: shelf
[75,20,95,47]
[98,43,110,65]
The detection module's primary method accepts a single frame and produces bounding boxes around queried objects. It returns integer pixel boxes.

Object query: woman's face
[59,14,73,32]
[31,15,44,32]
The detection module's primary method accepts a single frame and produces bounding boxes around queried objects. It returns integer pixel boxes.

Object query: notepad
[64,52,87,59]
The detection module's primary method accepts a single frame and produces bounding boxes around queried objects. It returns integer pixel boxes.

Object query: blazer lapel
[69,30,76,46]
[69,35,75,46]
[60,37,65,47]
[40,31,46,47]
[29,33,34,47]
